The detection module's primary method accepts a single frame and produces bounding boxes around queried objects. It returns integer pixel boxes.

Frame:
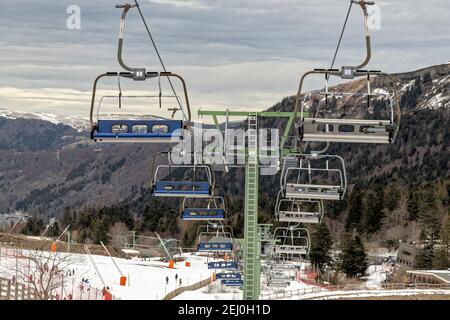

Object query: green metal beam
[198,110,306,118]
[197,109,308,300]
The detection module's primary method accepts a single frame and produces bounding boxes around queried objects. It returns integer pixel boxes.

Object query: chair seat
[181,209,225,220]
[198,242,233,252]
[208,262,238,269]
[94,119,183,143]
[153,181,211,197]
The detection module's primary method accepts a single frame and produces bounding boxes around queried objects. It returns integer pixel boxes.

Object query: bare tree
[2,248,85,300]
[108,222,130,249]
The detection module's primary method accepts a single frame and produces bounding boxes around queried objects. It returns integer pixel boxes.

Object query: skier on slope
[166,276,169,285]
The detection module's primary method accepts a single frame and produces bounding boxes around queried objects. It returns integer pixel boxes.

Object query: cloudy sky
[0,0,448,121]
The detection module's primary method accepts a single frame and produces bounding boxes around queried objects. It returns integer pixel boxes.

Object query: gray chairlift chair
[275,190,324,224]
[273,227,311,259]
[292,0,401,145]
[280,154,347,201]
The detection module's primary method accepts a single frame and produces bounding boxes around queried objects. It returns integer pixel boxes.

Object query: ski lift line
[128,0,188,122]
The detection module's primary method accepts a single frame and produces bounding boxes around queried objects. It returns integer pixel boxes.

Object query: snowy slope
[0,109,90,132]
[0,247,214,300]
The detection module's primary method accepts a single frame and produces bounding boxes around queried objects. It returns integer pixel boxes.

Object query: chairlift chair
[151,153,214,197]
[266,271,293,287]
[292,1,400,145]
[181,196,226,221]
[281,154,347,201]
[297,76,400,144]
[196,224,234,253]
[90,72,190,143]
[273,227,311,258]
[89,4,192,143]
[275,190,323,224]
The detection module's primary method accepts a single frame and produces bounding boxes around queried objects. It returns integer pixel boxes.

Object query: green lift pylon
[244,113,259,299]
[197,110,307,300]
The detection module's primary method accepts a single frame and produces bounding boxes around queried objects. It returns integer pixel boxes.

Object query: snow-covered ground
[290,289,450,300]
[0,247,215,300]
[174,283,242,300]
[365,265,388,289]
[2,246,446,301]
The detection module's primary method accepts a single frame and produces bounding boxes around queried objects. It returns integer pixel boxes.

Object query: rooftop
[407,270,450,283]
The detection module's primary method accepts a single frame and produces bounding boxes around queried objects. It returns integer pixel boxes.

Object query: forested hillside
[2,64,449,256]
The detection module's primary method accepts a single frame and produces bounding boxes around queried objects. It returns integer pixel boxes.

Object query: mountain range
[0,63,448,245]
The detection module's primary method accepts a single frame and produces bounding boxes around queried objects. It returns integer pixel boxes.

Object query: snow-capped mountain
[0,109,90,132]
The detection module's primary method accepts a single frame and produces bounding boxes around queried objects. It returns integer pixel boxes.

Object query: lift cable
[133,0,188,122]
[305,1,353,154]
[328,1,354,78]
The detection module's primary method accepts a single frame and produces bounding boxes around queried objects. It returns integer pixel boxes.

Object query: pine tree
[420,189,440,242]
[433,247,449,269]
[345,187,364,232]
[385,185,400,211]
[62,207,74,228]
[141,204,159,232]
[340,235,368,278]
[21,214,45,236]
[365,184,385,234]
[48,221,61,238]
[440,211,450,252]
[91,216,110,244]
[309,223,333,272]
[415,242,435,269]
[407,190,420,221]
[432,211,450,269]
